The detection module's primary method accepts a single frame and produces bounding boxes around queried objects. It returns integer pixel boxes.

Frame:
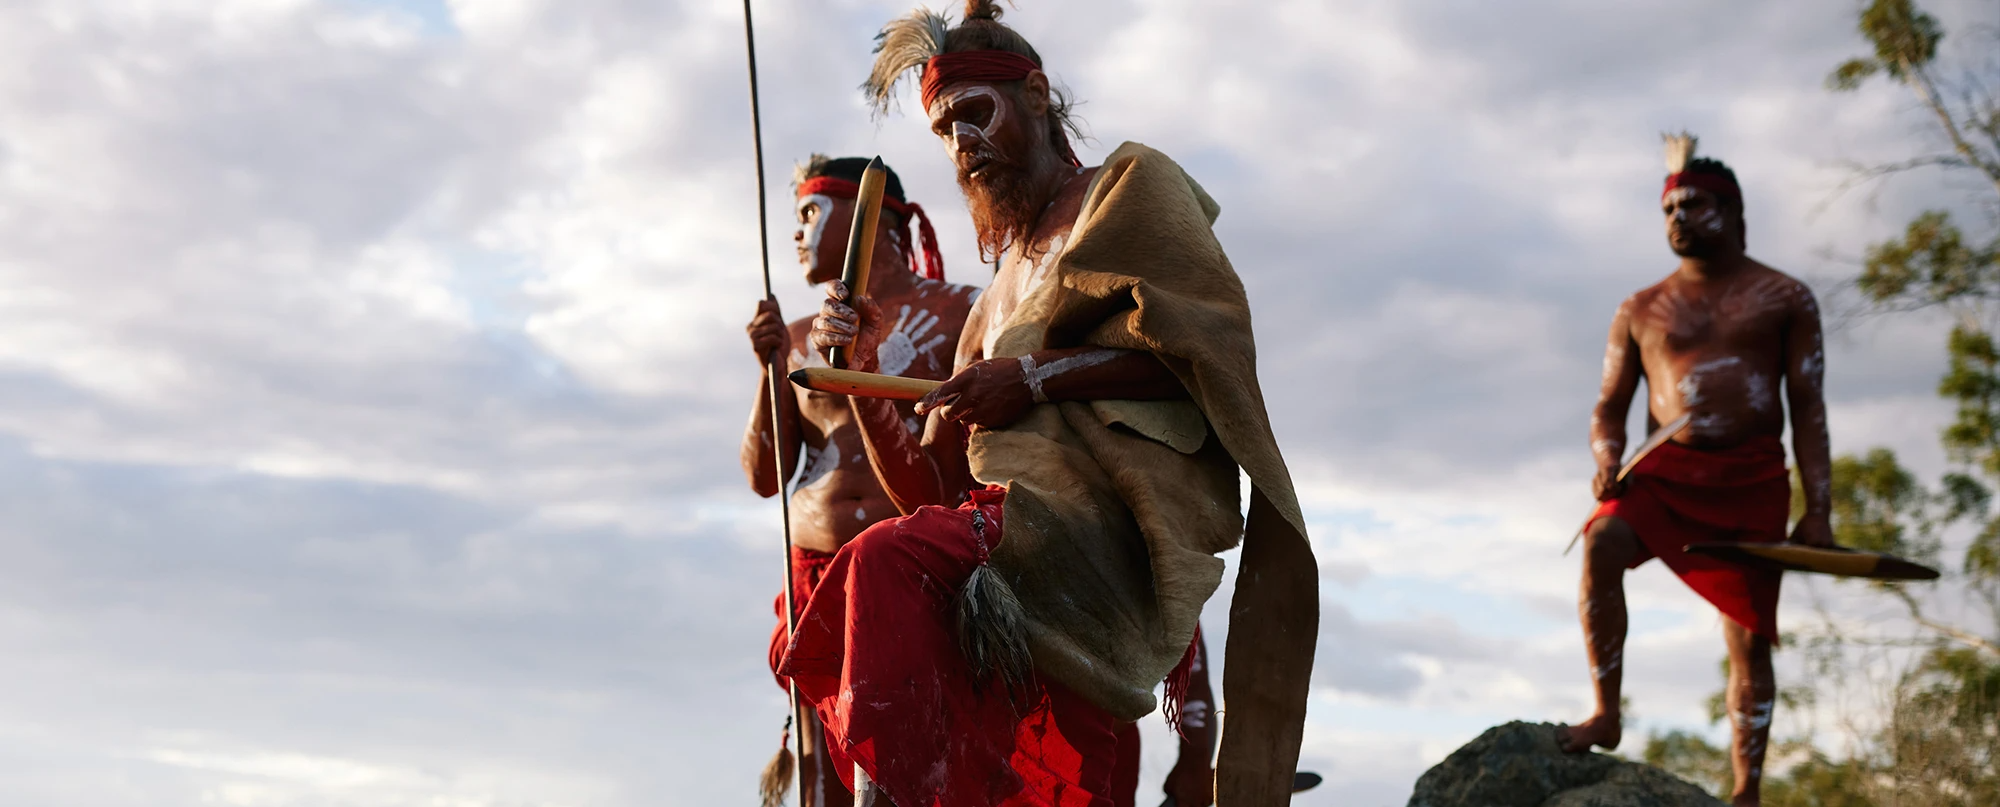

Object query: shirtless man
[742,155,975,552]
[1559,136,1833,807]
[742,155,976,807]
[793,4,1315,805]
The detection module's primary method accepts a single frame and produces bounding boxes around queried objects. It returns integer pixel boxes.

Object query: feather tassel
[955,507,1032,702]
[758,719,794,807]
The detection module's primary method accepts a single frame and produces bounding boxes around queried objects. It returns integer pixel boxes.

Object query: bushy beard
[957,154,1042,263]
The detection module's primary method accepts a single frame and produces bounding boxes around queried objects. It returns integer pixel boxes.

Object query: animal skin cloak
[972,142,1319,804]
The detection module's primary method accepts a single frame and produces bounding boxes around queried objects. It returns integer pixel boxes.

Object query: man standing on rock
[790,2,1318,804]
[1560,134,1833,807]
[743,154,978,807]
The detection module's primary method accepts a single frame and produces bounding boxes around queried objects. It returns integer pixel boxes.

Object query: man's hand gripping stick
[1565,413,1692,555]
[826,156,889,369]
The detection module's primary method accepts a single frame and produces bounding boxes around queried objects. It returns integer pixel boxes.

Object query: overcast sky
[1,1,1995,805]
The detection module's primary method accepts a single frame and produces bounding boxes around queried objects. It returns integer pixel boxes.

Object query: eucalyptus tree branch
[1890,585,2000,654]
[1901,59,2000,194]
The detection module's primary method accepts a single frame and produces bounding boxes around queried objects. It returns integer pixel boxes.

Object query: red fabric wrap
[1110,723,1140,807]
[1663,172,1742,203]
[776,485,1124,806]
[769,546,838,692]
[795,176,945,281]
[920,51,1042,113]
[1588,436,1789,641]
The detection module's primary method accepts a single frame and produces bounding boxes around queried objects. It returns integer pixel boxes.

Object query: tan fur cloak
[970,141,1319,805]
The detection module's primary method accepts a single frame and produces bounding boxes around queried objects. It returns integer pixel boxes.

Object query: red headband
[919,50,1081,167]
[1663,172,1741,203]
[920,51,1040,113]
[795,176,945,281]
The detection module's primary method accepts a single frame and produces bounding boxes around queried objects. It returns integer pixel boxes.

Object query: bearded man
[1559,135,1832,807]
[743,155,978,807]
[789,3,1317,805]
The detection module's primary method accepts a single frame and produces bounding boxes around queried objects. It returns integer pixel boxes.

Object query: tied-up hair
[864,1,1085,158]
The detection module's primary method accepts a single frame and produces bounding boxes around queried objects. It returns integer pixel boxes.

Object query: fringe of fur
[956,562,1033,701]
[1663,131,1698,174]
[863,8,951,117]
[758,743,794,807]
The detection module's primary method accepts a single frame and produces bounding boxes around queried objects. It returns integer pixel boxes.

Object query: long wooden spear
[740,3,809,806]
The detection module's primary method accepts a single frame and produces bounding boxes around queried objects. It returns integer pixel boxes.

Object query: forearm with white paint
[1017,347,1187,404]
[1786,294,1832,517]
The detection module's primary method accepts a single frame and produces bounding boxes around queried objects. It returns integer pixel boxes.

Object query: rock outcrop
[1407,722,1726,807]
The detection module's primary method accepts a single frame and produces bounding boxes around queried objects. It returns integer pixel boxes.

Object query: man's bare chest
[979,232,1074,352]
[1635,282,1792,355]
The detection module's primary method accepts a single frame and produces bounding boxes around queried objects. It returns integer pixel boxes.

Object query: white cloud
[0,0,1993,804]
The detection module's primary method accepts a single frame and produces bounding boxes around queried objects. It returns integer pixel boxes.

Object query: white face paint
[928,85,1008,165]
[1664,187,1725,235]
[797,193,833,271]
[1694,206,1724,234]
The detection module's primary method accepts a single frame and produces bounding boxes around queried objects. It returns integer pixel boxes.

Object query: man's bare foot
[1557,713,1621,753]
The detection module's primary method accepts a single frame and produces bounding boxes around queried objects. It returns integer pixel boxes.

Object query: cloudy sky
[1,0,1994,804]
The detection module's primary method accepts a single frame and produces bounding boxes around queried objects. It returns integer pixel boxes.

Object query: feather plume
[792,153,831,192]
[1663,131,1698,174]
[864,8,952,117]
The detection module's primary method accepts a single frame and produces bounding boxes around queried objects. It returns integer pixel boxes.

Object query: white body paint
[1744,372,1773,412]
[1181,700,1209,729]
[1676,356,1744,434]
[1592,650,1622,681]
[795,442,841,491]
[877,305,949,376]
[983,234,1068,358]
[1019,349,1117,404]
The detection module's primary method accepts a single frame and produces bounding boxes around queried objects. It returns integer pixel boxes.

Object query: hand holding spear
[736,3,810,806]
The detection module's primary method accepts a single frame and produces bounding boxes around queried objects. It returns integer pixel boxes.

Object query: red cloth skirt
[770,547,838,693]
[1587,435,1789,641]
[776,485,1123,807]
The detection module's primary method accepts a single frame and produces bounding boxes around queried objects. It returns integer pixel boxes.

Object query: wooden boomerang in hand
[1564,413,1693,556]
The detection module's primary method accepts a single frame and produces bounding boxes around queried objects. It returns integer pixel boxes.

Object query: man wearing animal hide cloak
[784,3,1319,805]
